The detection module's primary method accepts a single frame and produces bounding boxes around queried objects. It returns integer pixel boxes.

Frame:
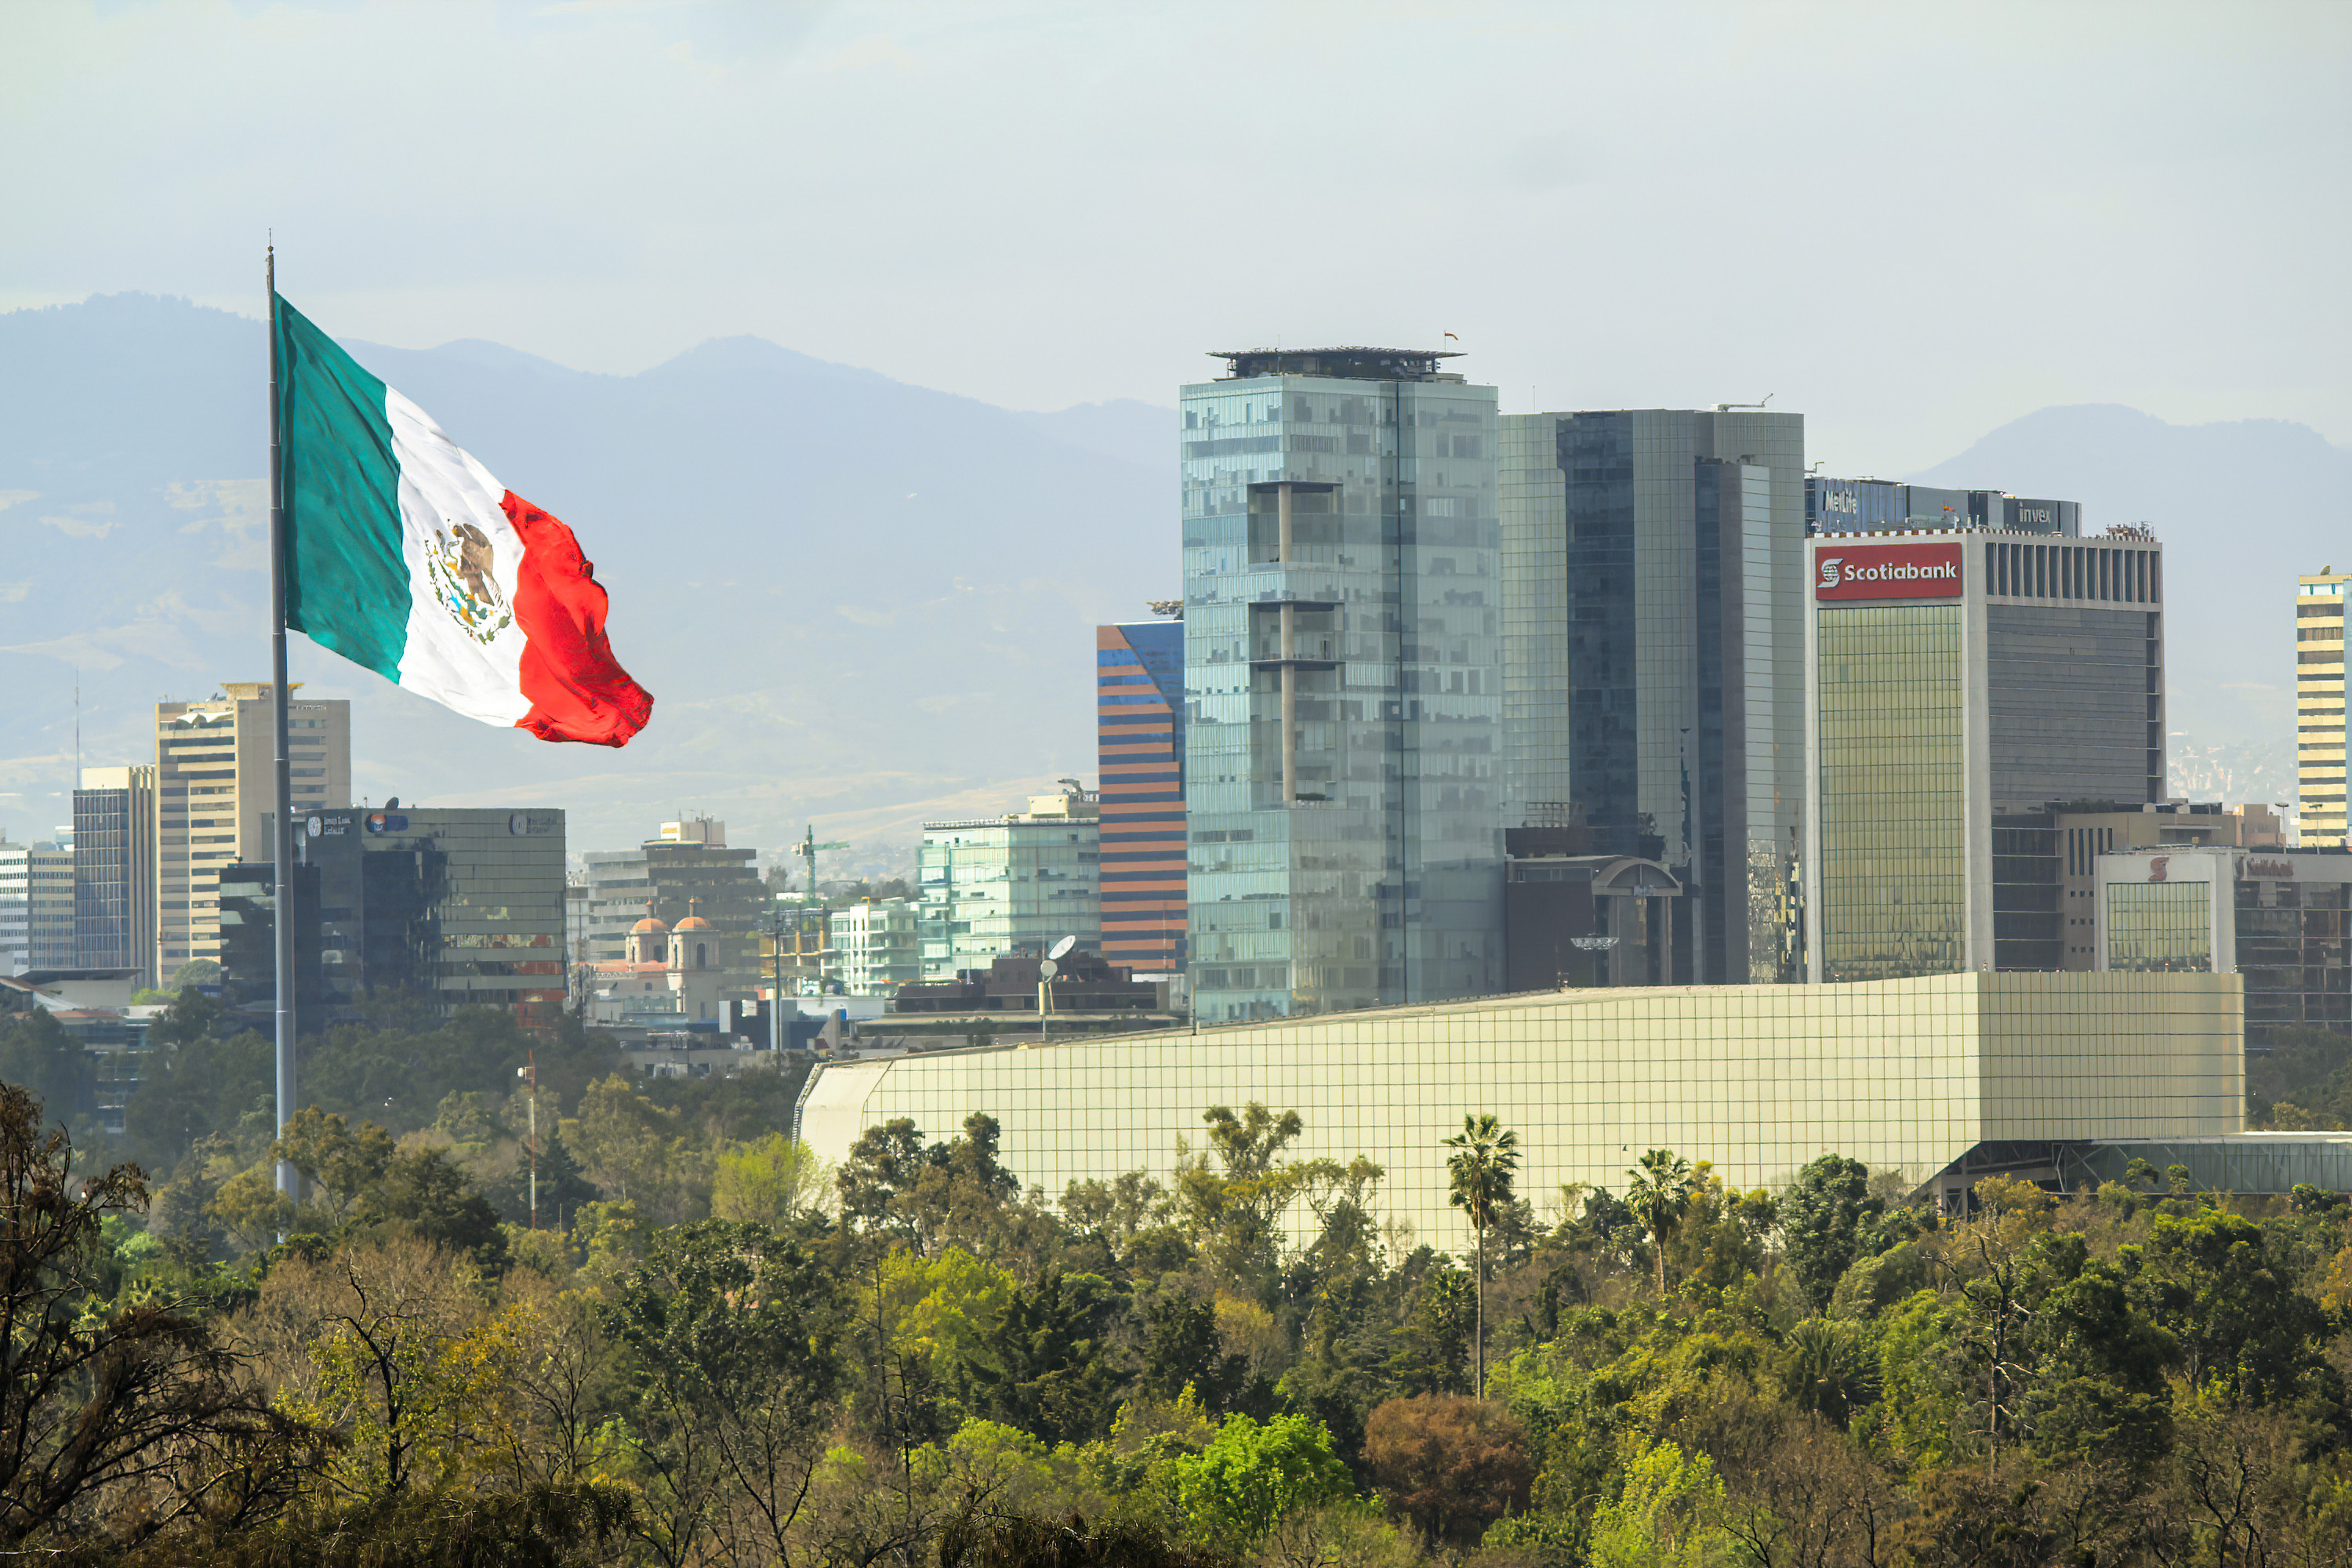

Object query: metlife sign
[1813,541,1964,601]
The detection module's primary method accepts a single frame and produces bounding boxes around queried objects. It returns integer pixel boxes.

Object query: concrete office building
[1499,408,1808,985]
[1807,476,2081,537]
[154,684,351,974]
[2296,569,2347,847]
[579,818,763,1001]
[1805,530,2167,982]
[1097,619,1186,975]
[918,784,1100,980]
[2046,802,2282,969]
[2095,845,2352,1044]
[72,766,157,981]
[796,971,2336,1252]
[220,806,568,1023]
[1182,347,1502,1022]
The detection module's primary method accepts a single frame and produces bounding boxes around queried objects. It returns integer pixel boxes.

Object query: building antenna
[73,667,80,791]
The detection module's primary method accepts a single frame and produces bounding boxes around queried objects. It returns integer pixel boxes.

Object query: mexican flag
[272,293,653,746]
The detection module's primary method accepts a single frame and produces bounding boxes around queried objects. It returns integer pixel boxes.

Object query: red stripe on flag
[501,492,655,747]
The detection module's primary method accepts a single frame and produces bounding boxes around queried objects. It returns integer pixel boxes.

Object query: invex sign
[1813,542,1964,601]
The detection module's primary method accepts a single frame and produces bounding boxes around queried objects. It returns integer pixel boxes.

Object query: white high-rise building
[0,842,28,975]
[154,683,350,975]
[829,899,921,996]
[2296,569,2347,847]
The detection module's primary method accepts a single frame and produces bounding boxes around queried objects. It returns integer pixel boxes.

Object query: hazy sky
[7,0,2348,471]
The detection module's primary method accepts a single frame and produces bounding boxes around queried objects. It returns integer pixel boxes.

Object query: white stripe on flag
[386,387,533,726]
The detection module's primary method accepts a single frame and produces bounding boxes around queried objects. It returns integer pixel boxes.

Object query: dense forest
[5,996,2352,1565]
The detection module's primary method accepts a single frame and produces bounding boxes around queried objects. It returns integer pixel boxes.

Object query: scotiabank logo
[1813,542,1964,600]
[2148,856,2169,882]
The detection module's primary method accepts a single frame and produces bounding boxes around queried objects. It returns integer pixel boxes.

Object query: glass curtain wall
[2234,877,2352,1036]
[1817,604,1967,982]
[1182,372,1501,1021]
[72,787,134,969]
[918,822,1101,980]
[2107,881,2215,972]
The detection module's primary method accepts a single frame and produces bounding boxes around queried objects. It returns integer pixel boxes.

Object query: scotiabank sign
[1813,543,1964,601]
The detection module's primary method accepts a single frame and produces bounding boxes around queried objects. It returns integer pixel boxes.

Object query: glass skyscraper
[1805,532,2167,982]
[227,807,569,1024]
[72,765,157,980]
[1182,347,1503,1022]
[1499,410,1808,984]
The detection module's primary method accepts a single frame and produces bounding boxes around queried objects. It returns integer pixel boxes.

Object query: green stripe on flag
[274,295,409,681]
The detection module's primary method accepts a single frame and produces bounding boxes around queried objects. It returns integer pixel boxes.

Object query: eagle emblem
[423,521,513,644]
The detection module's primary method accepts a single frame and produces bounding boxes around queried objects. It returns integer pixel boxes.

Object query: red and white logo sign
[2148,856,2169,882]
[1813,542,1964,601]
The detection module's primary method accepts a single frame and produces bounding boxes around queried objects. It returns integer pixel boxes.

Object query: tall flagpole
[267,244,297,1204]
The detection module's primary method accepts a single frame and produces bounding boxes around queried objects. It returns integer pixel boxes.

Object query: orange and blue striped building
[1095,619,1185,973]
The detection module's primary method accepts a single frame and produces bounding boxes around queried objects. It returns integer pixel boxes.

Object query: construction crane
[766,825,853,1004]
[797,824,850,906]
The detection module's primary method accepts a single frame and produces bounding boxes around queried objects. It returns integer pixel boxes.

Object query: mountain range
[0,293,1175,876]
[1,294,2339,866]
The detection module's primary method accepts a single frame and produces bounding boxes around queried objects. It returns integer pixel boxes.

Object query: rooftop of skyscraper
[1207,347,1465,382]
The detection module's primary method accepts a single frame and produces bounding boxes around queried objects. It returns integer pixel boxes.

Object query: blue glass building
[1182,348,1503,1021]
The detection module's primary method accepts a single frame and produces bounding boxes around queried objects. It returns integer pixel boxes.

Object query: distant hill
[0,293,1178,873]
[1909,403,2352,809]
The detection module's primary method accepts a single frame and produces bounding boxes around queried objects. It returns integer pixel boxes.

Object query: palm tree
[1443,1112,1521,1399]
[1625,1147,1693,1295]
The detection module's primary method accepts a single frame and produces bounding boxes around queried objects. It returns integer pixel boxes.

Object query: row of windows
[1986,541,2159,604]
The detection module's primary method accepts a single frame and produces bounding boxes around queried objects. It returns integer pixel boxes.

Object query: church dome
[630,915,670,935]
[673,914,714,931]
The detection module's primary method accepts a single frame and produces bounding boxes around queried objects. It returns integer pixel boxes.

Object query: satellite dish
[1048,935,1076,960]
[1038,959,1058,980]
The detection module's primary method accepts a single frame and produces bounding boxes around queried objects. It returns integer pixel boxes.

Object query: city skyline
[0,310,2333,861]
[9,9,2352,1560]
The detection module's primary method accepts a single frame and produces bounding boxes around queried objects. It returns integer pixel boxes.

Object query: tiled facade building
[800,971,2252,1250]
